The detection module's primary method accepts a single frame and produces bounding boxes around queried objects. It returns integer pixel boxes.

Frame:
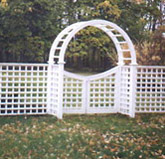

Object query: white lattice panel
[0,63,47,115]
[1,63,165,118]
[63,71,85,114]
[119,67,131,115]
[119,66,137,117]
[87,73,116,113]
[63,67,119,114]
[47,64,59,116]
[136,66,165,113]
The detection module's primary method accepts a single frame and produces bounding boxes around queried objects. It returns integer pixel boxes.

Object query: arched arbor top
[48,20,137,66]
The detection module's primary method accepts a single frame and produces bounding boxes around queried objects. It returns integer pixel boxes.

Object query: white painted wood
[0,63,164,117]
[0,21,164,119]
[48,20,137,65]
[0,63,48,115]
[135,66,165,113]
[114,66,121,113]
[63,66,119,114]
[47,20,138,118]
[129,65,137,117]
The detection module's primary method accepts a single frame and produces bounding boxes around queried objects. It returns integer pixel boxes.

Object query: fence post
[47,61,64,119]
[129,65,137,118]
[47,62,52,114]
[114,66,121,113]
[57,62,65,119]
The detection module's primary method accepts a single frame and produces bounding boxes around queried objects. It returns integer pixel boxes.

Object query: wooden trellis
[0,20,164,119]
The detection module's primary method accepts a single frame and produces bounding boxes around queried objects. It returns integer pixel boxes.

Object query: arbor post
[114,66,121,113]
[57,62,65,119]
[129,65,137,118]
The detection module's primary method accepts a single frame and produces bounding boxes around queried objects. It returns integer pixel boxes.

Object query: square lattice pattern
[136,67,165,112]
[0,64,165,117]
[48,65,60,115]
[63,76,83,109]
[119,67,131,115]
[0,64,47,115]
[89,75,115,108]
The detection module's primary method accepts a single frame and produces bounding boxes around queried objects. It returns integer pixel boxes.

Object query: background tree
[0,0,164,70]
[0,0,64,62]
[65,26,118,73]
[64,0,121,72]
[136,25,165,65]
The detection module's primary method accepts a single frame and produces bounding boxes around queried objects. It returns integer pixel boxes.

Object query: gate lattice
[63,67,118,114]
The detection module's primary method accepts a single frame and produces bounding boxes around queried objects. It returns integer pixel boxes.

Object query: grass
[0,114,165,159]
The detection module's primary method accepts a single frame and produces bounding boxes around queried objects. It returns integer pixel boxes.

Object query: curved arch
[48,19,137,65]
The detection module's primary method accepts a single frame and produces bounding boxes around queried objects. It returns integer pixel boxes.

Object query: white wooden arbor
[0,20,165,117]
[47,20,138,119]
[48,20,137,65]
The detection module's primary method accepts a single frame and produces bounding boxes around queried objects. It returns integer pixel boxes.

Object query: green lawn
[0,114,164,159]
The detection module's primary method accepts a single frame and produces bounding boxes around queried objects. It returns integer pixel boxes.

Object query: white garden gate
[0,20,164,119]
[47,20,137,119]
[63,67,118,115]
